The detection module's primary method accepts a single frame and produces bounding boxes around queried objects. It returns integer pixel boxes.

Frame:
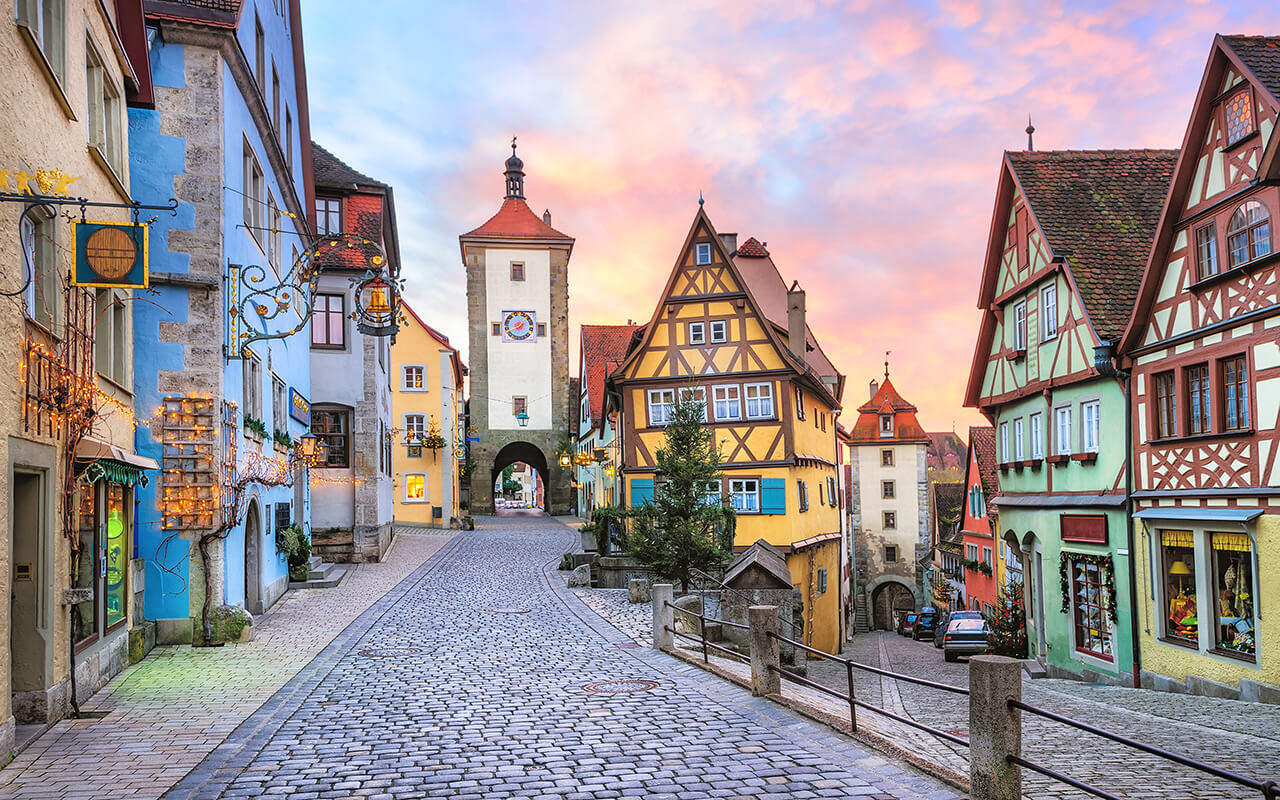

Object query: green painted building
[965,148,1177,685]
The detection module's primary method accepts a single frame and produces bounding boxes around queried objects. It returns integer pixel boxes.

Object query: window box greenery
[243,415,268,440]
[273,429,293,449]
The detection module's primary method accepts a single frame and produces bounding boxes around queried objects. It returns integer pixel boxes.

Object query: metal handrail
[1010,699,1280,799]
[663,601,748,630]
[689,568,800,635]
[1007,755,1121,800]
[665,625,750,664]
[767,630,969,696]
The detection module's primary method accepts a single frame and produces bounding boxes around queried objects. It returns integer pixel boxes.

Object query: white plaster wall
[311,275,365,408]
[313,478,355,528]
[485,248,552,430]
[855,443,923,558]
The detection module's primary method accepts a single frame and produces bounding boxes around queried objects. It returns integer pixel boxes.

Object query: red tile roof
[1223,35,1280,104]
[933,481,966,546]
[731,249,839,383]
[736,237,770,257]
[581,324,639,425]
[462,197,573,241]
[968,426,999,498]
[848,378,929,443]
[312,141,385,190]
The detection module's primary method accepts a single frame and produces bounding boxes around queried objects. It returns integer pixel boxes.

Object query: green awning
[75,437,158,488]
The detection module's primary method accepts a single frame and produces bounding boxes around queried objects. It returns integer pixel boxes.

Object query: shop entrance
[11,470,49,722]
[244,500,263,615]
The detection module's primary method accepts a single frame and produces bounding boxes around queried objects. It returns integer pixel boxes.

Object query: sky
[301,0,1280,433]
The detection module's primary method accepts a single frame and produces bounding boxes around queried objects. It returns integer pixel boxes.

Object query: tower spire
[1026,114,1036,152]
[884,350,891,381]
[504,137,525,200]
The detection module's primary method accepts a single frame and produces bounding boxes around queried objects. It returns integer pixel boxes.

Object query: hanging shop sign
[72,220,149,288]
[289,388,311,424]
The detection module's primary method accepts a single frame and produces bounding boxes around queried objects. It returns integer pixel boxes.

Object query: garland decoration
[1058,551,1118,623]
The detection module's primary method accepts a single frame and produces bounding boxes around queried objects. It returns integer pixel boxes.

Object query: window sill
[310,343,347,351]
[18,23,76,121]
[1149,428,1254,446]
[1070,452,1098,463]
[1073,648,1114,663]
[1221,129,1260,153]
[1209,647,1256,664]
[96,372,133,397]
[1187,250,1280,292]
[1046,454,1070,465]
[1157,635,1199,651]
[1007,348,1026,362]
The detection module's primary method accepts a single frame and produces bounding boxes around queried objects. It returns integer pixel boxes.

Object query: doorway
[11,470,49,722]
[1022,534,1047,659]
[870,580,915,630]
[244,501,262,615]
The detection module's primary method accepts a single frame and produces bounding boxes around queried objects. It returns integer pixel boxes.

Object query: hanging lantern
[558,453,572,467]
[593,447,607,463]
[516,410,530,428]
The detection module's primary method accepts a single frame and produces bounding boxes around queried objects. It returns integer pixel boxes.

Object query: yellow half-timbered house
[611,207,847,653]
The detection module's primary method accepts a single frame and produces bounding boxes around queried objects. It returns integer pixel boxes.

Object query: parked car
[934,609,985,648]
[942,617,991,662]
[895,610,911,635]
[912,608,939,640]
[901,612,919,637]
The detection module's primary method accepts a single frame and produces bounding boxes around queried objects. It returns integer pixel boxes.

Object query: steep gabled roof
[399,300,465,386]
[312,141,386,190]
[1222,35,1280,104]
[933,482,965,545]
[580,324,638,425]
[733,245,840,385]
[848,378,929,443]
[968,426,999,498]
[462,197,573,241]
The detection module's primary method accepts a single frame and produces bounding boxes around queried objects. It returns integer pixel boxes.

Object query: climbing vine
[1058,551,1118,623]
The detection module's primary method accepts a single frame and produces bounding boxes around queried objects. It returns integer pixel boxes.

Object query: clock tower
[460,143,575,514]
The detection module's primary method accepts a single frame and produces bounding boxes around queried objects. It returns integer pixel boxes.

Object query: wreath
[1059,551,1118,623]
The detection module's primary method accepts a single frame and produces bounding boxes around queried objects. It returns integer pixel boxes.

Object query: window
[254,12,264,92]
[1160,530,1197,645]
[798,480,808,512]
[730,479,759,513]
[21,206,59,330]
[274,502,291,531]
[1187,363,1210,435]
[86,38,122,174]
[270,62,279,127]
[311,293,345,348]
[312,407,349,467]
[817,568,828,595]
[880,414,893,437]
[647,388,675,426]
[511,397,527,419]
[16,0,66,86]
[93,289,128,385]
[403,413,425,443]
[966,543,979,562]
[403,365,425,390]
[1014,417,1025,461]
[882,480,895,499]
[999,421,1009,462]
[688,322,705,345]
[678,386,706,421]
[405,474,426,503]
[710,320,727,343]
[241,349,262,422]
[982,547,992,567]
[1154,371,1177,438]
[1012,300,1027,351]
[1223,89,1255,146]
[510,262,525,281]
[713,385,741,421]
[695,242,711,265]
[1030,412,1043,459]
[285,108,293,171]
[1222,355,1250,431]
[267,192,280,273]
[795,387,805,420]
[968,484,984,518]
[491,322,500,336]
[1040,284,1057,339]
[744,383,774,419]
[72,481,130,647]
[1227,201,1271,268]
[885,545,898,563]
[1211,532,1255,659]
[1067,558,1112,660]
[1081,400,1100,453]
[243,142,265,245]
[827,476,838,507]
[881,449,894,467]
[1195,224,1219,280]
[536,323,546,337]
[883,511,896,529]
[316,197,341,235]
[702,480,722,506]
[271,375,286,433]
[1055,407,1072,456]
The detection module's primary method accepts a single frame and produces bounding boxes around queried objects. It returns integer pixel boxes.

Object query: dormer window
[1228,200,1271,268]
[1224,89,1255,146]
[695,242,712,265]
[879,414,893,438]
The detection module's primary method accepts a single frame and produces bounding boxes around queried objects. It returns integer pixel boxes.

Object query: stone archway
[244,499,263,615]
[491,442,550,513]
[866,575,921,631]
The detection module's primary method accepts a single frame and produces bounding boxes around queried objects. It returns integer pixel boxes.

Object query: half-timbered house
[966,148,1175,685]
[611,207,846,653]
[1122,35,1280,701]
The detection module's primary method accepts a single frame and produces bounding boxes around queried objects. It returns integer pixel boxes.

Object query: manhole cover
[357,647,422,657]
[614,642,640,649]
[486,607,531,614]
[582,679,660,694]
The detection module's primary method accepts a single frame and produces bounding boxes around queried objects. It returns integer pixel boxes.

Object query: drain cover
[357,647,422,657]
[486,607,531,614]
[583,679,660,694]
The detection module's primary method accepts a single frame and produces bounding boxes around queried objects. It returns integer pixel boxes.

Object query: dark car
[943,617,992,662]
[912,608,939,640]
[901,612,919,637]
[934,609,984,648]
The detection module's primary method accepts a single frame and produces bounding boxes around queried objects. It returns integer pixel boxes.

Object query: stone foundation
[1138,669,1280,704]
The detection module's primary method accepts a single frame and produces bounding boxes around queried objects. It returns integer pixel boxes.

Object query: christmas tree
[931,572,955,611]
[988,579,1028,658]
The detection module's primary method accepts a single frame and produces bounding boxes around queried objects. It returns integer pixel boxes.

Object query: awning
[75,437,159,488]
[1133,507,1263,523]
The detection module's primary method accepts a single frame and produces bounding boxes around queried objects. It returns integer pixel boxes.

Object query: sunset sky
[302,0,1279,432]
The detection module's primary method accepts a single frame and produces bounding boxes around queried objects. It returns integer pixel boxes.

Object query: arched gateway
[460,143,574,514]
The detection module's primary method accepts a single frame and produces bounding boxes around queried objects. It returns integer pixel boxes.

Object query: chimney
[787,281,806,363]
[719,232,738,255]
[543,209,552,226]
[869,380,879,399]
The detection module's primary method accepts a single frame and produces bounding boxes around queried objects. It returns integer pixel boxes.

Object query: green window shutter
[630,478,654,508]
[761,478,786,514]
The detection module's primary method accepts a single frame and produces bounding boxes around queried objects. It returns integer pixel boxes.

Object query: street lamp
[297,433,324,465]
[558,453,572,467]
[516,410,529,427]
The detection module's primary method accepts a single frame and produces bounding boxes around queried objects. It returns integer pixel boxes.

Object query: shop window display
[1211,532,1255,659]
[72,480,131,649]
[105,484,128,629]
[1072,560,1112,659]
[1161,530,1198,644]
[73,485,98,647]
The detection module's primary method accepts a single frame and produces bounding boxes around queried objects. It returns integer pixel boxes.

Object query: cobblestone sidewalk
[0,531,456,800]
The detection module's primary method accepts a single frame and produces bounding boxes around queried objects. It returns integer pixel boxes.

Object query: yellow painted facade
[787,539,842,655]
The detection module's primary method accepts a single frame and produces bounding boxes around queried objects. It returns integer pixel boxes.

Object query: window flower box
[1046,454,1070,466]
[1071,452,1098,463]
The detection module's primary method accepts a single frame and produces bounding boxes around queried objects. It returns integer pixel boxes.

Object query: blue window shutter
[631,478,654,508]
[761,478,786,514]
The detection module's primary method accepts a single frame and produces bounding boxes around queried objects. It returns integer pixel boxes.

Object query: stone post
[652,584,673,651]
[969,655,1022,800]
[748,605,780,696]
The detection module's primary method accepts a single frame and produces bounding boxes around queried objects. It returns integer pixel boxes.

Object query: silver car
[942,617,990,662]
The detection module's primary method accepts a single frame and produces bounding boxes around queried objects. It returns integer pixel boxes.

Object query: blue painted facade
[129,0,312,629]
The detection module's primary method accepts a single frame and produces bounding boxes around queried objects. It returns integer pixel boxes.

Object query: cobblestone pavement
[0,531,456,800]
[164,515,960,800]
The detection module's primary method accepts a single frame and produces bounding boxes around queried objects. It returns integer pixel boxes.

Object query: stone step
[289,562,350,590]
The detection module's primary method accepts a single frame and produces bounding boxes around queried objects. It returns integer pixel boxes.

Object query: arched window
[1227,200,1271,268]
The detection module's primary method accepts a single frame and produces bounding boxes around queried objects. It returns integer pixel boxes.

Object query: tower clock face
[502,310,536,342]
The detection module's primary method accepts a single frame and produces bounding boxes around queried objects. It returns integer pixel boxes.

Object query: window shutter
[761,478,786,514]
[630,478,654,508]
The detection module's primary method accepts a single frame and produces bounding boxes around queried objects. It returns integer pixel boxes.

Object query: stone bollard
[652,584,674,651]
[748,605,780,696]
[969,655,1023,800]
